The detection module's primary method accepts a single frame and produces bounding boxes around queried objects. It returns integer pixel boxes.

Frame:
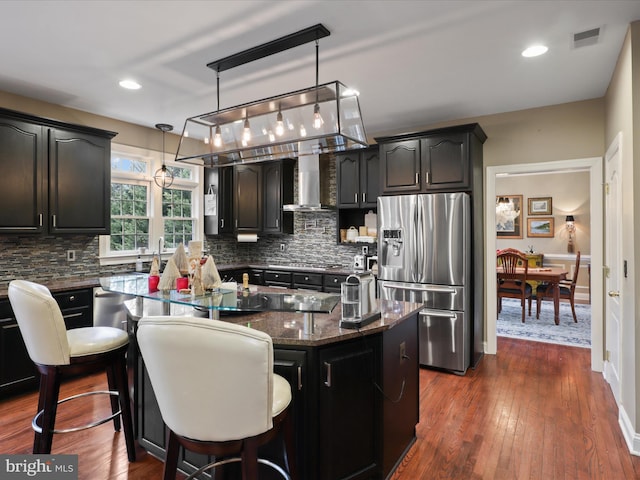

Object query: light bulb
[268,130,275,142]
[300,124,307,137]
[243,117,251,142]
[204,136,209,145]
[213,125,222,147]
[313,103,324,129]
[275,111,284,136]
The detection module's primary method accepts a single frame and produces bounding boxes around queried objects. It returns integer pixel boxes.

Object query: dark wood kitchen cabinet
[336,148,379,208]
[377,123,486,194]
[263,160,294,234]
[0,107,115,235]
[203,166,234,235]
[317,339,379,480]
[234,164,262,232]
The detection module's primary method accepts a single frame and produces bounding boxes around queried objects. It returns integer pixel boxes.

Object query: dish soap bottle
[135,255,143,272]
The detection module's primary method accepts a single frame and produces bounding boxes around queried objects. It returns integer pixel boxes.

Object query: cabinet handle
[354,193,358,203]
[324,361,332,387]
[305,276,309,281]
[362,193,367,203]
[297,366,303,391]
[235,219,238,228]
[333,278,338,283]
[221,218,224,228]
[426,171,430,184]
[39,214,43,227]
[415,172,419,185]
[52,215,57,228]
[63,312,83,319]
[69,295,76,302]
[276,219,279,228]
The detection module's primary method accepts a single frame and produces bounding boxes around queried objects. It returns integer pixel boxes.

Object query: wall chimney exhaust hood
[283,154,333,212]
[174,24,368,168]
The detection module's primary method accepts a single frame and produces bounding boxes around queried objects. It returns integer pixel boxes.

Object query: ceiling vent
[572,27,600,49]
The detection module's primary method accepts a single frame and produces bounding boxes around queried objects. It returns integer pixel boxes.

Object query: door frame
[485,157,604,371]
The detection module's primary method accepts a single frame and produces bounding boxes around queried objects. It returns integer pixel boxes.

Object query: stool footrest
[32,390,120,434]
[184,457,290,480]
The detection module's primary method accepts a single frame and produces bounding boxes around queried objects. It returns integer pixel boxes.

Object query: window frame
[99,143,203,266]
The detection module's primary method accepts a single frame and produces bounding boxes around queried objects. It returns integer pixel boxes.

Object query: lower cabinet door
[318,341,379,479]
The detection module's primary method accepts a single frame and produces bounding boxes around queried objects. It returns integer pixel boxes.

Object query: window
[99,143,202,265]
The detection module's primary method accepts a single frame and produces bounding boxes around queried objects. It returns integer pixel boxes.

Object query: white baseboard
[619,404,640,456]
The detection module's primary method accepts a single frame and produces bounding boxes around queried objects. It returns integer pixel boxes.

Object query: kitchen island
[113,279,420,480]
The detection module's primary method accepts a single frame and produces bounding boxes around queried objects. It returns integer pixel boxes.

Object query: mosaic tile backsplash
[0,212,375,289]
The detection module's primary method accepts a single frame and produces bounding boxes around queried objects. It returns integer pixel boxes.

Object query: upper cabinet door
[263,162,282,233]
[234,164,262,232]
[0,118,45,233]
[422,133,470,191]
[49,128,111,234]
[337,153,360,207]
[360,149,379,208]
[380,140,422,194]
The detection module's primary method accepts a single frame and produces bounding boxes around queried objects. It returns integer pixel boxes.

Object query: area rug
[496,298,591,348]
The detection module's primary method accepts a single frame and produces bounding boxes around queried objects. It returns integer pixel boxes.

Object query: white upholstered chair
[136,315,296,480]
[7,280,136,460]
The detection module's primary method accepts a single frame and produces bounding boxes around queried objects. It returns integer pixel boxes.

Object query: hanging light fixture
[153,123,174,188]
[213,71,223,147]
[174,24,368,167]
[313,39,324,130]
[275,104,285,136]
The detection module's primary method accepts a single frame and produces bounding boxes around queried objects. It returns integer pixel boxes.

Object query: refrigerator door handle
[380,281,457,294]
[420,309,457,318]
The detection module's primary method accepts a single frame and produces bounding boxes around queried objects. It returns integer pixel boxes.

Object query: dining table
[497,266,568,325]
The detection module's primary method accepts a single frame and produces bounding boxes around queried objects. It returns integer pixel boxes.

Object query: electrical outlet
[280,243,286,252]
[399,341,406,364]
[66,250,76,261]
[362,245,369,255]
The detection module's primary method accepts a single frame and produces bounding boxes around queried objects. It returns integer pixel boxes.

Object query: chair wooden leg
[163,430,180,480]
[113,352,136,462]
[282,409,297,480]
[241,438,260,480]
[528,297,532,316]
[521,299,525,323]
[106,364,121,432]
[536,296,542,319]
[34,367,61,454]
[570,299,578,323]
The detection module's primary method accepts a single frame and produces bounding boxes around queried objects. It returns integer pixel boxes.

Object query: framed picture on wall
[528,197,552,215]
[527,217,555,237]
[496,194,523,239]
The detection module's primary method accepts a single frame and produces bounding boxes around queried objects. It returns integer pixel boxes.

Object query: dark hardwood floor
[1,337,639,479]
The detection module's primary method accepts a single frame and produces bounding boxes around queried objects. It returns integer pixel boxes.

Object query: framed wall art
[527,217,555,238]
[528,196,552,215]
[496,194,523,239]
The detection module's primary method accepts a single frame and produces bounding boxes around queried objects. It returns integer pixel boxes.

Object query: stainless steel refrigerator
[377,193,471,374]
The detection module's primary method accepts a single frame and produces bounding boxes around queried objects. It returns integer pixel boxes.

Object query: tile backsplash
[0,213,376,288]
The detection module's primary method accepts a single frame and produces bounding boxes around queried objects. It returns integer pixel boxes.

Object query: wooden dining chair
[497,248,532,322]
[537,251,581,322]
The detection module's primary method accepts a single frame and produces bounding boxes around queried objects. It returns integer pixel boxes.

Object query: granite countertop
[0,276,103,300]
[124,292,420,347]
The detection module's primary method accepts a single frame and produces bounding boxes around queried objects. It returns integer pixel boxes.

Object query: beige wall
[0,90,179,154]
[605,22,639,441]
[496,171,591,254]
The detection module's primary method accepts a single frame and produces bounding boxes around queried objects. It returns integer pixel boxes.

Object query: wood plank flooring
[1,337,639,479]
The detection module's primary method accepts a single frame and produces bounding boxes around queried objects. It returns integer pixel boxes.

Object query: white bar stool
[8,280,136,460]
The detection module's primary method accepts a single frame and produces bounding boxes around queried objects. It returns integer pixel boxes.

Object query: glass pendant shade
[175,81,367,167]
[154,123,174,188]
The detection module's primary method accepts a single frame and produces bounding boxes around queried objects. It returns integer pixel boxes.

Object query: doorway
[485,158,604,371]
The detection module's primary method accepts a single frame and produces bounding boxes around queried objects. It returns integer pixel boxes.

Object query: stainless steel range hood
[283,154,334,211]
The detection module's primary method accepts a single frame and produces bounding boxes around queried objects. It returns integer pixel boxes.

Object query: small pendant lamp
[154,123,174,188]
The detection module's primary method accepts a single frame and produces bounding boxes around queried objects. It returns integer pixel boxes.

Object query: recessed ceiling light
[521,45,548,58]
[119,79,141,90]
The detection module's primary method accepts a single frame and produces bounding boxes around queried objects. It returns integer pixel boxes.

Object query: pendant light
[312,38,324,129]
[175,24,368,167]
[213,71,223,147]
[153,123,174,188]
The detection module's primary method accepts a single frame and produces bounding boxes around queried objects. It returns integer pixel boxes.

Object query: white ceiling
[1,0,639,140]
